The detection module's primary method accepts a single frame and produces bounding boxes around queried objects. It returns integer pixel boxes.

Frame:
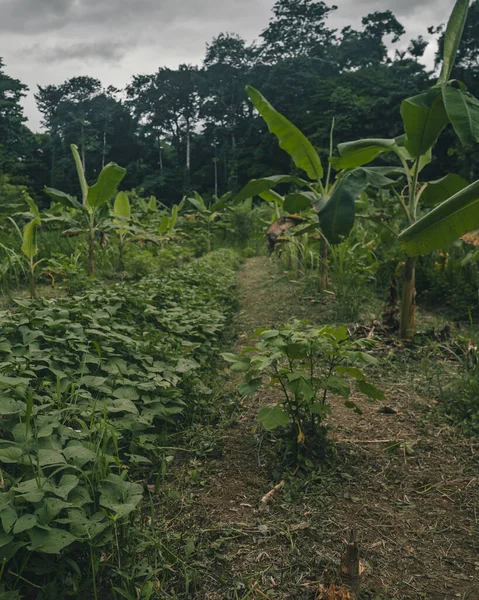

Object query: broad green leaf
[37,449,66,467]
[114,191,131,222]
[113,386,139,401]
[246,85,323,181]
[24,195,40,220]
[21,217,41,259]
[421,173,468,206]
[401,88,449,158]
[438,0,469,84]
[259,189,284,205]
[147,196,157,212]
[99,474,143,519]
[71,144,89,204]
[0,397,24,415]
[0,506,17,533]
[107,398,139,414]
[238,378,262,396]
[442,84,479,146]
[333,139,399,169]
[357,381,385,401]
[87,162,126,209]
[221,353,250,372]
[187,192,207,213]
[318,169,369,244]
[284,193,313,213]
[234,175,300,203]
[357,167,396,188]
[27,526,76,554]
[399,179,479,256]
[258,405,289,430]
[157,216,171,233]
[43,187,84,210]
[170,204,179,229]
[63,443,96,467]
[0,447,23,464]
[13,514,37,534]
[334,366,365,380]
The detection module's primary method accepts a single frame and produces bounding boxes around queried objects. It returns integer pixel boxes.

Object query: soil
[161,257,479,600]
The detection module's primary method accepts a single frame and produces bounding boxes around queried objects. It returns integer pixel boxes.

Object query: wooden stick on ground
[261,480,285,504]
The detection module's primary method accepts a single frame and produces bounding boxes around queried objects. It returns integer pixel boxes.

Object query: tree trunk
[50,132,57,188]
[81,122,86,173]
[399,257,416,339]
[186,122,191,171]
[319,235,328,292]
[102,129,107,169]
[157,134,163,172]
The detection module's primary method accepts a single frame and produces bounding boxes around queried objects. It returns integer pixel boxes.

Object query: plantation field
[2,0,479,597]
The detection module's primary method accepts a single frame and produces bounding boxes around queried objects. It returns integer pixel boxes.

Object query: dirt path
[184,258,479,600]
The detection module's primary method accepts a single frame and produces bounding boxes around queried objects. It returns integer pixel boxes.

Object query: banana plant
[5,191,45,298]
[185,191,229,252]
[235,87,392,291]
[332,0,477,338]
[18,195,44,298]
[113,191,131,271]
[112,192,174,270]
[44,144,126,276]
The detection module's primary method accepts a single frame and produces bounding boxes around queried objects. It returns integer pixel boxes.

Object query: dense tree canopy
[2,0,479,205]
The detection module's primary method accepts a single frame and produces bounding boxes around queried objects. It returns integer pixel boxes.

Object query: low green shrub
[223,320,384,458]
[0,249,240,597]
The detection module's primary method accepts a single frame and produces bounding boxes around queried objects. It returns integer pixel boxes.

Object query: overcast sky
[1,0,455,131]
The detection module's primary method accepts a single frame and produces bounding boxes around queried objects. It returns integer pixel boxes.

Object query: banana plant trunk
[29,262,36,299]
[88,227,95,277]
[399,257,416,339]
[319,235,328,292]
[118,237,125,272]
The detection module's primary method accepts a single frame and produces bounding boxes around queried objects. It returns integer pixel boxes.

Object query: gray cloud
[20,40,128,63]
[0,0,456,130]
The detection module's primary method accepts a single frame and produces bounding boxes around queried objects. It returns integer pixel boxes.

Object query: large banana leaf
[24,195,40,220]
[87,163,126,209]
[114,192,131,233]
[318,170,369,244]
[284,193,315,213]
[21,217,41,259]
[44,187,84,211]
[246,86,323,181]
[259,189,284,205]
[438,0,469,84]
[442,84,479,146]
[70,145,89,204]
[234,175,302,203]
[399,179,479,256]
[170,204,179,230]
[421,173,468,206]
[401,88,449,158]
[332,139,398,169]
[318,167,394,244]
[147,196,157,212]
[187,192,207,213]
[114,192,131,221]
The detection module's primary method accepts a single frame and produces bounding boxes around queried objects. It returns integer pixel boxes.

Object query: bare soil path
[173,257,479,600]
